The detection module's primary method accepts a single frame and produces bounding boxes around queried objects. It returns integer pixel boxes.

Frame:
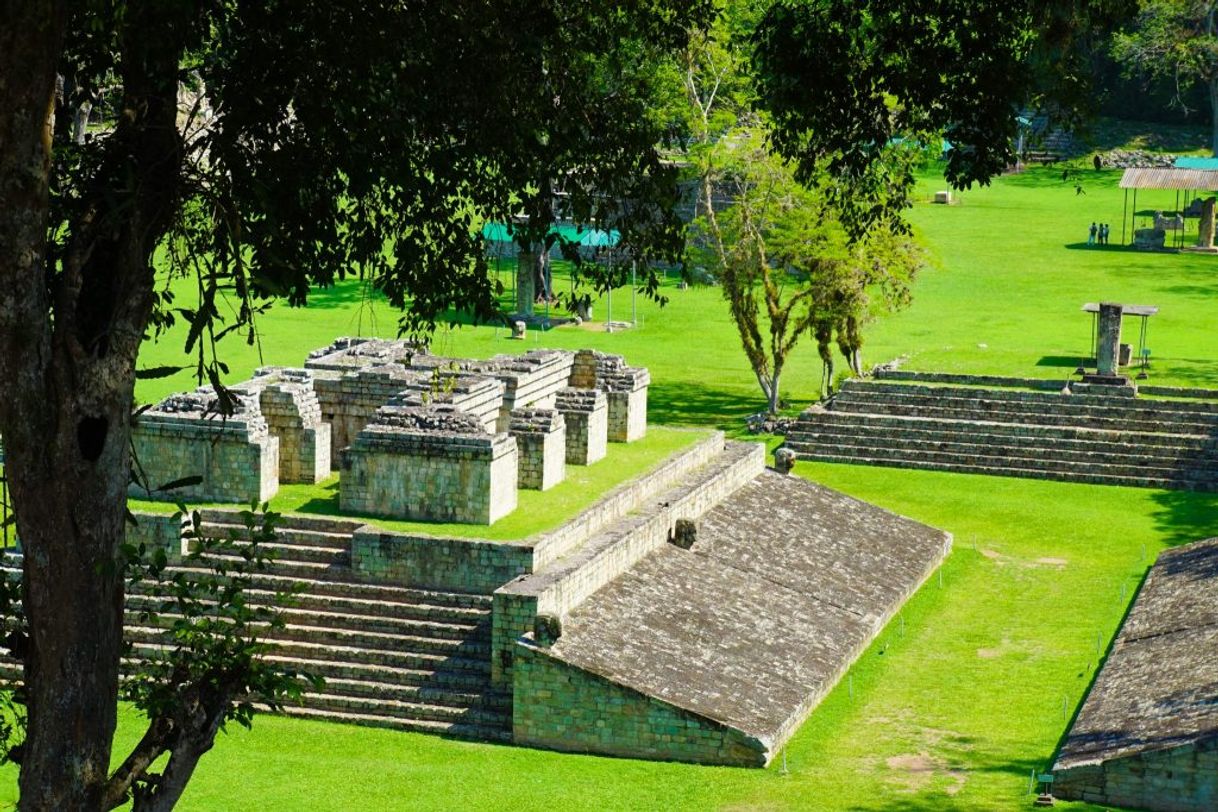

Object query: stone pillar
[1096,302,1123,377]
[555,388,608,466]
[509,409,566,491]
[516,248,536,316]
[1200,197,1216,249]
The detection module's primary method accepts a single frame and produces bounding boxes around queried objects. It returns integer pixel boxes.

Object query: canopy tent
[481,222,621,248]
[1118,167,1218,248]
[1173,156,1218,171]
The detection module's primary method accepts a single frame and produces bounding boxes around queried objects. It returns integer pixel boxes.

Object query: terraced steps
[786,380,1218,490]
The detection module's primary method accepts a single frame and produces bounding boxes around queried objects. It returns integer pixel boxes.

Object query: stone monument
[1084,302,1129,385]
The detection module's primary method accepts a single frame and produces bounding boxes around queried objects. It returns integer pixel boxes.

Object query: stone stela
[130,339,650,525]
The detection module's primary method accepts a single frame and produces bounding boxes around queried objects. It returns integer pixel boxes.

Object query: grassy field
[5,163,1218,809]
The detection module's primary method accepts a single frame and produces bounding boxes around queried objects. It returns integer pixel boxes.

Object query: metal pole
[631,261,637,326]
[1122,188,1128,245]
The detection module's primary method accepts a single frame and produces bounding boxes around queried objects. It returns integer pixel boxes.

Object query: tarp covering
[481,223,620,247]
[1173,156,1218,170]
[1119,167,1218,190]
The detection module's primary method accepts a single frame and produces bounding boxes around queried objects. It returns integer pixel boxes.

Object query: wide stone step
[123,595,487,640]
[271,704,511,742]
[236,587,490,624]
[230,637,490,674]
[793,441,1218,484]
[127,623,491,660]
[831,387,1218,432]
[798,449,1216,490]
[296,691,510,727]
[789,410,1218,452]
[158,565,493,609]
[205,540,350,566]
[840,380,1218,418]
[261,655,494,692]
[319,676,509,711]
[198,510,364,536]
[195,524,353,551]
[787,425,1218,470]
[829,396,1218,435]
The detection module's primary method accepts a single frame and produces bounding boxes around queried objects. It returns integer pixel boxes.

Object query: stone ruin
[130,389,279,504]
[130,338,651,524]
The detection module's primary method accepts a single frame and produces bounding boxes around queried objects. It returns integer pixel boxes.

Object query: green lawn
[7,162,1218,809]
[128,426,708,540]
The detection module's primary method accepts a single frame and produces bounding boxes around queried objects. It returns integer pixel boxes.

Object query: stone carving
[773,447,796,475]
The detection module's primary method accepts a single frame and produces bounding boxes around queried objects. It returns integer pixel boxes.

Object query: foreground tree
[1113,0,1218,156]
[0,1,710,806]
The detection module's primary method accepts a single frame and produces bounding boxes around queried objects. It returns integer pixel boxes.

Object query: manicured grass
[6,161,1216,809]
[3,467,1205,810]
[128,426,709,541]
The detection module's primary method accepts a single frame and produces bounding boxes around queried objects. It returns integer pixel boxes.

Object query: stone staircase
[785,380,1218,490]
[1,512,511,741]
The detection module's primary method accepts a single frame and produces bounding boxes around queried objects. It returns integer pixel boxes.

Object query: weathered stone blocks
[509,409,566,491]
[569,349,649,442]
[340,405,518,524]
[555,388,607,466]
[130,390,279,503]
[236,368,331,484]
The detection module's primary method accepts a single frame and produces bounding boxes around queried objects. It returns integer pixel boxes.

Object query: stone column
[1200,197,1216,249]
[1096,302,1123,377]
[516,247,536,316]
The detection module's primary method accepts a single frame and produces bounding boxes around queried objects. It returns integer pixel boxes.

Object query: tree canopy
[751,0,1134,235]
[0,1,711,807]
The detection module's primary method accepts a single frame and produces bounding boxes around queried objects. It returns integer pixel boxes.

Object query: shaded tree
[751,0,1134,236]
[1113,0,1218,155]
[0,0,711,806]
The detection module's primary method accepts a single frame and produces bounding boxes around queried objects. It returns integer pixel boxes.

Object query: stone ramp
[786,378,1218,490]
[1053,538,1218,810]
[513,471,951,766]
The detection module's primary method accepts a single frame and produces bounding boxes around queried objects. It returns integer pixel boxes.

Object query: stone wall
[350,530,533,594]
[130,390,279,504]
[235,368,331,484]
[509,409,566,491]
[492,440,763,686]
[512,639,767,767]
[1054,739,1217,811]
[311,364,426,465]
[569,349,649,442]
[127,511,188,560]
[556,388,607,465]
[340,405,518,524]
[464,350,574,431]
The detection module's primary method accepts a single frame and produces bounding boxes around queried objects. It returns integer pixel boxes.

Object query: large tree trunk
[0,4,184,806]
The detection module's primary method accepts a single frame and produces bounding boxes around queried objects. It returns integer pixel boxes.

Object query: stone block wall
[388,373,505,433]
[238,368,332,484]
[556,388,607,465]
[466,350,574,431]
[130,391,279,504]
[127,511,189,561]
[509,409,566,491]
[607,388,647,443]
[512,639,767,767]
[340,406,518,524]
[1055,738,1218,811]
[492,439,762,687]
[311,365,426,464]
[351,530,533,594]
[569,349,649,443]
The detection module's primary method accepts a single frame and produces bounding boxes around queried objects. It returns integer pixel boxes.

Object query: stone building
[1053,537,1218,811]
[130,389,279,503]
[133,339,651,527]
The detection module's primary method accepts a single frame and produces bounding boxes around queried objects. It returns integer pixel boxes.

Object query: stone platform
[512,471,951,766]
[1053,538,1218,810]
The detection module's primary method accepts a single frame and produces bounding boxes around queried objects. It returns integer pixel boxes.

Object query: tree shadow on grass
[647,380,768,430]
[1148,488,1218,548]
